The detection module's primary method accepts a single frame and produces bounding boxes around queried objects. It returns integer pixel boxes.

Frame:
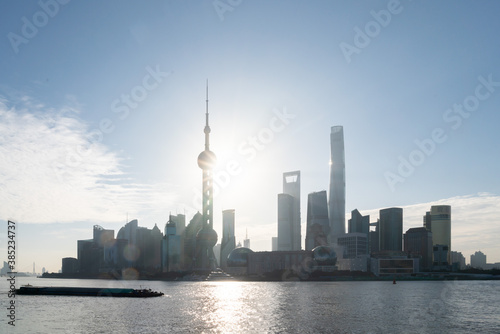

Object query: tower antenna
[204,79,211,150]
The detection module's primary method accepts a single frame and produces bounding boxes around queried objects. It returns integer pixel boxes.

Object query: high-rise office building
[220,209,236,270]
[277,171,301,251]
[305,190,330,250]
[61,257,78,274]
[369,220,379,254]
[337,233,368,258]
[433,244,449,267]
[168,214,186,236]
[243,229,250,249]
[328,126,346,243]
[117,219,138,245]
[136,224,163,270]
[429,205,451,264]
[162,218,181,272]
[183,212,203,269]
[379,208,403,252]
[423,211,432,231]
[278,194,294,250]
[470,250,487,269]
[451,251,466,270]
[404,227,433,271]
[348,209,369,236]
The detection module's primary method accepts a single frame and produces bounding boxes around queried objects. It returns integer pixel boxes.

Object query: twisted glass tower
[328,126,345,243]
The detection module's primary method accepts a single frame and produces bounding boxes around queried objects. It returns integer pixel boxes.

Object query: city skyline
[1,1,500,272]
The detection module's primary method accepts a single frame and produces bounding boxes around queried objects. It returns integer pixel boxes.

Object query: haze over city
[1,1,499,273]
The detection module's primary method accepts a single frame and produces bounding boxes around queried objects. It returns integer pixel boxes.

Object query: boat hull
[16,286,163,297]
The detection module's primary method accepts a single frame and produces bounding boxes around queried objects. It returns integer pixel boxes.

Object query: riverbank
[38,269,500,282]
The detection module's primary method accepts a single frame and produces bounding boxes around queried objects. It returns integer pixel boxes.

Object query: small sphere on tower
[196,226,218,248]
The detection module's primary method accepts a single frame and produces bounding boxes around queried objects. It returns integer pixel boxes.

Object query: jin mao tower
[328,126,346,243]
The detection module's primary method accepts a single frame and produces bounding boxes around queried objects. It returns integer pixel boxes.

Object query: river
[1,276,499,333]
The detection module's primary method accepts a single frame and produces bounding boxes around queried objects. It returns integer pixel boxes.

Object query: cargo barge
[16,286,163,297]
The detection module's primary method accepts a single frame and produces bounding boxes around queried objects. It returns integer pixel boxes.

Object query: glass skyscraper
[348,209,369,235]
[328,126,346,242]
[220,209,236,270]
[430,205,451,264]
[305,190,330,250]
[277,171,301,251]
[379,207,403,252]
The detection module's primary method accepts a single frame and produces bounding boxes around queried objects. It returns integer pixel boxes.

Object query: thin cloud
[0,95,178,224]
[358,193,500,262]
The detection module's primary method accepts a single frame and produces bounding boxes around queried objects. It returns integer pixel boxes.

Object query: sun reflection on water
[200,281,252,332]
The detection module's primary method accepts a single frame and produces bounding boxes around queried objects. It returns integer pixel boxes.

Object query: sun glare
[202,282,247,332]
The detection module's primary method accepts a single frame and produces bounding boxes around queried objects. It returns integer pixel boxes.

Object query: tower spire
[204,79,211,150]
[206,79,209,124]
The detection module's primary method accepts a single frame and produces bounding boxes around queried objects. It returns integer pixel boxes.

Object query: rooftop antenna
[204,79,211,151]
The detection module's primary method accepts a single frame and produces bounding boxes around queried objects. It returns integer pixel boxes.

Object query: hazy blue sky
[1,0,499,272]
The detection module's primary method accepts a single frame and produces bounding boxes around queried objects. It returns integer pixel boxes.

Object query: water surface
[1,277,498,333]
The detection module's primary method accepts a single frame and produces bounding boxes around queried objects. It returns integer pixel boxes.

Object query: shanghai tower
[328,126,345,243]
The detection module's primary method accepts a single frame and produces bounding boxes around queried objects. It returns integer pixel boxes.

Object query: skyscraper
[195,83,218,270]
[337,233,368,258]
[277,171,301,250]
[429,205,451,264]
[305,190,330,250]
[169,214,186,236]
[404,227,433,271]
[328,126,345,243]
[423,211,432,231]
[243,229,250,249]
[369,220,379,254]
[220,209,236,270]
[470,250,487,269]
[348,209,369,236]
[451,251,466,270]
[379,207,403,252]
[162,216,181,272]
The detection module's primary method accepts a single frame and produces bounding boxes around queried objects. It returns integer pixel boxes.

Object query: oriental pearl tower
[195,82,218,271]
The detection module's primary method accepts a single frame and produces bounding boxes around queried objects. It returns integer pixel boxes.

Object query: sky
[1,0,499,272]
